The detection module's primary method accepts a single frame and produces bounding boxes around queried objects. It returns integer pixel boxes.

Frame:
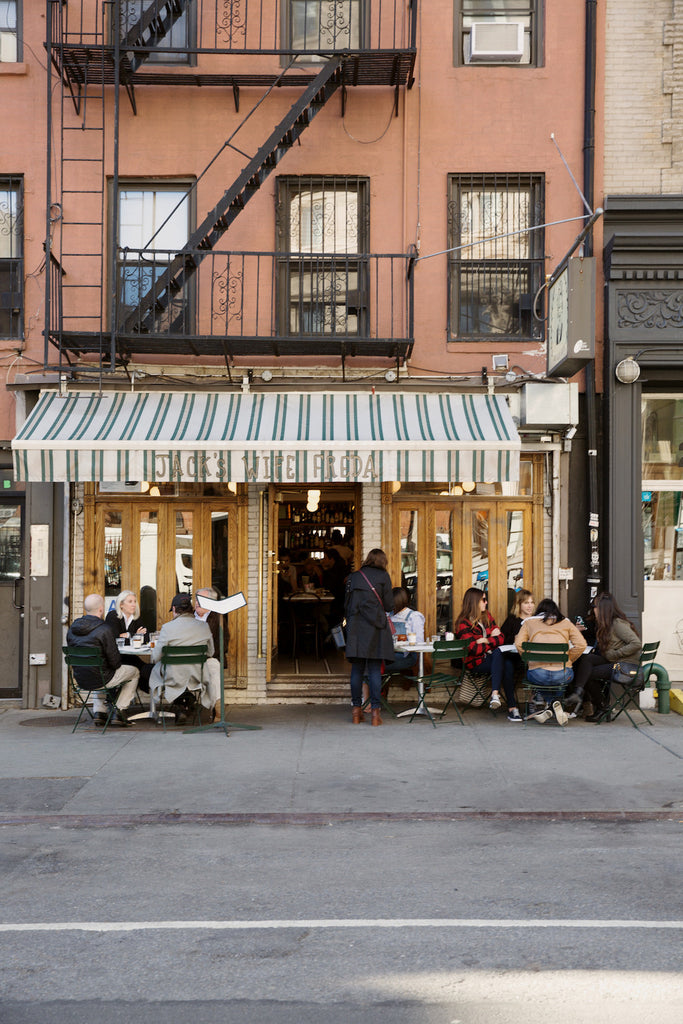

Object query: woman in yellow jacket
[515,599,586,723]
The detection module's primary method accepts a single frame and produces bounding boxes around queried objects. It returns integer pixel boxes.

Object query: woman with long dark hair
[344,548,395,726]
[566,592,641,720]
[515,598,587,724]
[454,587,521,721]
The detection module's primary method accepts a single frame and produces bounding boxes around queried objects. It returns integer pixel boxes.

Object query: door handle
[12,576,24,610]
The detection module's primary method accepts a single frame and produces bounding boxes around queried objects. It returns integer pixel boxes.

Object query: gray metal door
[0,499,24,697]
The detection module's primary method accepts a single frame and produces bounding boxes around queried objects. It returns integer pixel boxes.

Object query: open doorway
[269,485,358,682]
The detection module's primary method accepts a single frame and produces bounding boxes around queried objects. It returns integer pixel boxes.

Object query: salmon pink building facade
[1,1,602,707]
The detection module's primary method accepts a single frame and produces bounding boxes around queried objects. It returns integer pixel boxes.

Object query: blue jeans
[382,651,418,675]
[478,648,517,708]
[349,658,383,709]
[527,666,574,699]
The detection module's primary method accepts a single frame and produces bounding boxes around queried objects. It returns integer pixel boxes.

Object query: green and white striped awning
[12,390,520,484]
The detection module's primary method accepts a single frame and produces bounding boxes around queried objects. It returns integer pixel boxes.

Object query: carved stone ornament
[617,290,683,330]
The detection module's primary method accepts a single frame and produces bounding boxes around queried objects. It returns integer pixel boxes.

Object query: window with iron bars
[0,1,20,62]
[448,173,544,341]
[454,1,542,67]
[115,1,196,65]
[277,176,370,338]
[284,1,365,58]
[0,177,23,340]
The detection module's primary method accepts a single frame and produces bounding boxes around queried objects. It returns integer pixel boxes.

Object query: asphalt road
[1,818,681,1023]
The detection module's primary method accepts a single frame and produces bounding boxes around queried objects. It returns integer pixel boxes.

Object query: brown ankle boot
[371,708,383,726]
[352,707,364,724]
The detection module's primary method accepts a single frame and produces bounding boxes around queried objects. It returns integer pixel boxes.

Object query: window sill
[0,63,28,76]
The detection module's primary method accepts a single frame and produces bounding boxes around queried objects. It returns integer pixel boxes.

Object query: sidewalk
[1,702,682,820]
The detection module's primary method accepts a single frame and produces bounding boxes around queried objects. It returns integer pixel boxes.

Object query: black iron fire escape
[46,0,418,369]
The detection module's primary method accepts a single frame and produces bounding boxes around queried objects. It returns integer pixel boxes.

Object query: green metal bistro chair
[63,645,118,734]
[157,644,209,731]
[520,642,571,727]
[597,641,660,726]
[361,662,418,718]
[408,639,467,727]
[456,670,492,711]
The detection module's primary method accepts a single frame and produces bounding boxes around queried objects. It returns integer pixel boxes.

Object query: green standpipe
[649,663,670,714]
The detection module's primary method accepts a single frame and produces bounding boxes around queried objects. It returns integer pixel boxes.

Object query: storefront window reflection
[642,397,683,481]
[506,510,524,592]
[211,511,229,597]
[435,510,453,631]
[0,503,22,582]
[104,511,122,599]
[643,490,683,580]
[471,509,489,589]
[400,510,418,608]
[175,511,193,593]
[139,509,158,631]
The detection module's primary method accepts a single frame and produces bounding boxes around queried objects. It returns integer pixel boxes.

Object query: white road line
[0,918,682,933]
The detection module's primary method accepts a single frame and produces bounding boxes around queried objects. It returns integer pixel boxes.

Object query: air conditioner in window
[469,22,525,63]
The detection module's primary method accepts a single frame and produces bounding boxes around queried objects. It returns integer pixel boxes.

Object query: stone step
[267,677,349,702]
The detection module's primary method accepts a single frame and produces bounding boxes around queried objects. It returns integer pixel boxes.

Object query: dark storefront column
[603,196,683,626]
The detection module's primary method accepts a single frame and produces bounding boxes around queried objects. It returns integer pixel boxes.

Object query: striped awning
[12,390,520,484]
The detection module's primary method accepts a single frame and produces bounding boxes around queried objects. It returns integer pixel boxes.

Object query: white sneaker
[529,708,552,723]
[489,693,502,710]
[552,701,569,726]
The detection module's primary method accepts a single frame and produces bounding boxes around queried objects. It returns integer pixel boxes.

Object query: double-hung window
[455,1,542,67]
[0,1,19,62]
[448,173,544,340]
[0,177,23,340]
[286,1,364,58]
[117,1,195,65]
[277,176,369,338]
[117,183,193,334]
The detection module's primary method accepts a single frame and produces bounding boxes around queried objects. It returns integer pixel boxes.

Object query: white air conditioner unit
[469,22,525,63]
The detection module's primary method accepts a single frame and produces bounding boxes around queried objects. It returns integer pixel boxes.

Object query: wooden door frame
[386,492,542,634]
[266,482,361,681]
[83,486,247,684]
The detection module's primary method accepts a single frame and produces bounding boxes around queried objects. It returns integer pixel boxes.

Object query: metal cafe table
[119,642,175,724]
[393,639,441,718]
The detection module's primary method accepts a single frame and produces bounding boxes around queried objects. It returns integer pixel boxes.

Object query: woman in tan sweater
[515,599,587,723]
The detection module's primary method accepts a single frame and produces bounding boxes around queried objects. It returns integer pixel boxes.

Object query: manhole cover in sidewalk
[19,715,81,728]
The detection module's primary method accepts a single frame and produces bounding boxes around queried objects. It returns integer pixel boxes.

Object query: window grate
[448,173,544,340]
[0,175,23,340]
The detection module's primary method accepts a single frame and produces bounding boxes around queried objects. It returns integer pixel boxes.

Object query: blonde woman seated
[105,590,152,691]
[515,598,587,724]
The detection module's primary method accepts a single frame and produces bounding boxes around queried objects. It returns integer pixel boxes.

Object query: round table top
[394,640,434,653]
[283,591,335,602]
[118,643,152,655]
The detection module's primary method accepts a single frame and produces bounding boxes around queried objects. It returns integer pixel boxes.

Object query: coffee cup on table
[407,632,417,645]
[132,635,143,649]
[445,631,454,641]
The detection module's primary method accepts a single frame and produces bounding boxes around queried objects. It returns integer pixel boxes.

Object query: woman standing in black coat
[344,548,395,726]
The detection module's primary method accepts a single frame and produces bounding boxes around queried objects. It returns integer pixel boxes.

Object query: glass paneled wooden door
[392,499,537,636]
[85,494,242,680]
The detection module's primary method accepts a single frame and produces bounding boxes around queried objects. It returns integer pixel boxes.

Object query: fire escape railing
[54,0,417,58]
[115,249,413,353]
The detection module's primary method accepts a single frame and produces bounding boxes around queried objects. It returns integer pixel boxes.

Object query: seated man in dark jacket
[66,593,139,727]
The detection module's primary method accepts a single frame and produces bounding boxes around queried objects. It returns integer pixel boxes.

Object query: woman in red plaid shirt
[454,587,521,722]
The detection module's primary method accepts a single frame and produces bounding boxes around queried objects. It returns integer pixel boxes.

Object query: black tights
[571,651,612,707]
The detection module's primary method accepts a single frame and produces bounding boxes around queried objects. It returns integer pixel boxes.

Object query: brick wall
[605,1,683,192]
[243,485,268,702]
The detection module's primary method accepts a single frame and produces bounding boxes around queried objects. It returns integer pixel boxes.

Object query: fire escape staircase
[121,0,193,73]
[122,56,344,336]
